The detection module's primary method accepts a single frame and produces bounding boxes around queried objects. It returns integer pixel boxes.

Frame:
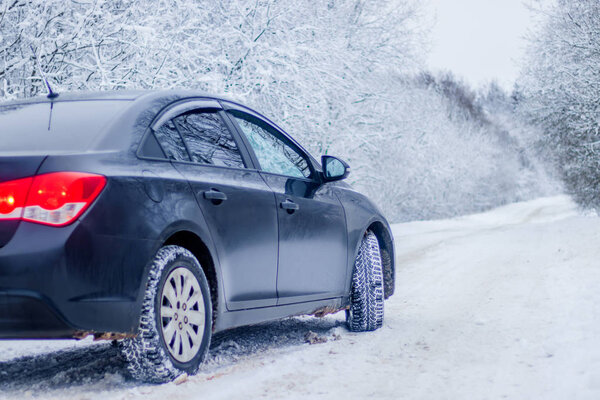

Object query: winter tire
[120,245,212,383]
[346,231,384,332]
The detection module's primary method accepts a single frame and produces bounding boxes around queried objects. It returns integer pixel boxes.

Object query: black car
[0,90,395,382]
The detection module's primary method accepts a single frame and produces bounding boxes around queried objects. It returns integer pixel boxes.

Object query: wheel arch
[366,221,395,299]
[161,230,221,329]
[162,230,220,329]
[350,220,395,300]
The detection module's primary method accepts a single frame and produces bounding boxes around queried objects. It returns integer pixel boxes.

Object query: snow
[0,195,598,399]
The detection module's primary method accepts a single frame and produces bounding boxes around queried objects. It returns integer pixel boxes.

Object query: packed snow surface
[0,195,598,399]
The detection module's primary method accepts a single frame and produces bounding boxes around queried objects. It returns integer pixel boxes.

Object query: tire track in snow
[0,316,345,398]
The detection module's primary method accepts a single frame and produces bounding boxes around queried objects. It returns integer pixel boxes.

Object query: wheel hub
[159,267,205,363]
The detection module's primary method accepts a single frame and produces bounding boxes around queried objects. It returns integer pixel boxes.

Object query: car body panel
[173,162,280,310]
[220,101,349,304]
[260,172,348,305]
[334,182,396,298]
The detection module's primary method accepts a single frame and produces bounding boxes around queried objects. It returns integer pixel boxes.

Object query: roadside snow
[0,195,598,399]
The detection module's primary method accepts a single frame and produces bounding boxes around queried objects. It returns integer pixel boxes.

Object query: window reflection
[232,114,310,179]
[175,112,244,169]
[153,120,190,161]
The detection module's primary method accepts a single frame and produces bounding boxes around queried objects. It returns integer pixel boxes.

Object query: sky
[425,0,535,91]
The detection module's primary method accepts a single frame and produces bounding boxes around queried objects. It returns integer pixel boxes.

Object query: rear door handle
[203,189,227,203]
[280,199,299,213]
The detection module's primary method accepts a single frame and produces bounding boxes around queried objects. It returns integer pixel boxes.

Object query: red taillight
[0,172,106,226]
[0,177,32,219]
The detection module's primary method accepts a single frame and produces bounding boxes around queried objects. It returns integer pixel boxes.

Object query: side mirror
[321,155,350,182]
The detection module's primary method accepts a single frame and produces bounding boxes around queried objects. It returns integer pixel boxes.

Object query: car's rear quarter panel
[27,148,218,334]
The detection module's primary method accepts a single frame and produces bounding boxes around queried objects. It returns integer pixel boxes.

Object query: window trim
[136,128,168,161]
[170,119,194,162]
[150,99,221,131]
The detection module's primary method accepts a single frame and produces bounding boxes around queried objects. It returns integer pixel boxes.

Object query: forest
[0,0,596,221]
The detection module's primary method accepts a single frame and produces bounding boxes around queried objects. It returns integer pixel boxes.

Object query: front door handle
[280,199,299,213]
[203,189,227,204]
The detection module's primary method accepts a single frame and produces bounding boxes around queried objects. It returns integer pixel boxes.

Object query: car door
[224,105,348,305]
[150,100,279,310]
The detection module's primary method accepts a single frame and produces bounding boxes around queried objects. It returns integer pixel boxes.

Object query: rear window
[0,100,130,154]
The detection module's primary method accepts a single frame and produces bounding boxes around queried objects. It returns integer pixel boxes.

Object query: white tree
[519,0,600,210]
[1,0,552,221]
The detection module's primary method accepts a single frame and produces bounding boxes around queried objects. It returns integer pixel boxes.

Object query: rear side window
[153,120,190,161]
[0,100,130,154]
[174,112,245,169]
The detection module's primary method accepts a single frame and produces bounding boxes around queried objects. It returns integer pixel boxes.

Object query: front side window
[230,111,311,179]
[175,112,245,169]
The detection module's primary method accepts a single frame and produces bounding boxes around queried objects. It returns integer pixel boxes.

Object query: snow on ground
[0,195,598,399]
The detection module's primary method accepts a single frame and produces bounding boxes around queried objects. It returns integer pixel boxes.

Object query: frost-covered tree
[341,73,557,221]
[0,0,425,150]
[519,0,600,210]
[0,0,552,221]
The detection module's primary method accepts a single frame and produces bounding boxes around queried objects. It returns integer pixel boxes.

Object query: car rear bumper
[0,291,73,339]
[0,220,156,339]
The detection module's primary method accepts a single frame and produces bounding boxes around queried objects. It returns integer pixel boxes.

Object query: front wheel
[346,231,384,332]
[120,245,212,383]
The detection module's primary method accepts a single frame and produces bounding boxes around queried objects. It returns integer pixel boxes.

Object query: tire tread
[347,231,385,332]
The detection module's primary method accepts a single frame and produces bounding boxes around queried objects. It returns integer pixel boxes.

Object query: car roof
[0,90,236,107]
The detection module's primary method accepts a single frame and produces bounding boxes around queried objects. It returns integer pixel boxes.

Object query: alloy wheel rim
[160,267,205,363]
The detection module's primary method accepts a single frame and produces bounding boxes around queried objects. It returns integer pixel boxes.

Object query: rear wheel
[120,245,212,383]
[346,231,384,332]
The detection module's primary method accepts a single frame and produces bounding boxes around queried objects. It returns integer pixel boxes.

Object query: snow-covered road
[0,195,598,399]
